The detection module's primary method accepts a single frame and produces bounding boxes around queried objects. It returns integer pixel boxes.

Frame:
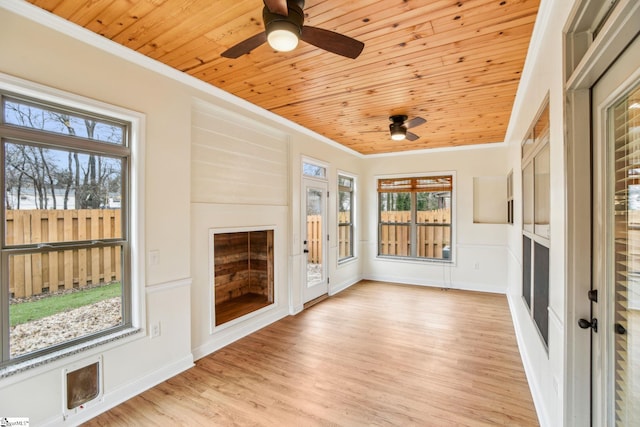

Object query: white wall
[362,146,510,293]
[503,0,576,426]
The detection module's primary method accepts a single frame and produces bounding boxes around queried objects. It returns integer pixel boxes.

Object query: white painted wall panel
[191,102,288,206]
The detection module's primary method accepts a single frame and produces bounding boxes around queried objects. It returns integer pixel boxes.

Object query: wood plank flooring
[84,281,539,426]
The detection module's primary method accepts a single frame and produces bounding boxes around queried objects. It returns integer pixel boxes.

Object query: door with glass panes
[590,34,640,426]
[303,178,328,303]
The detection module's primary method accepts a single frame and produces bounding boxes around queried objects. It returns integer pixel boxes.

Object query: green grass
[10,283,121,327]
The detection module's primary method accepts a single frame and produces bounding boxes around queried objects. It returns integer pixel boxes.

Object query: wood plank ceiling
[27,0,540,155]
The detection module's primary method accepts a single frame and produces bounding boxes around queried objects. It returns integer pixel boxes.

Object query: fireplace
[211,228,274,326]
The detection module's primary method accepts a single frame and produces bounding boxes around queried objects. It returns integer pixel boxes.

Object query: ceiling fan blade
[406,131,420,141]
[405,117,426,129]
[221,32,268,58]
[301,26,364,59]
[264,0,289,15]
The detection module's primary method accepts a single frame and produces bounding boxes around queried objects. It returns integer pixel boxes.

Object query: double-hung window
[0,90,132,368]
[378,175,453,261]
[338,174,355,262]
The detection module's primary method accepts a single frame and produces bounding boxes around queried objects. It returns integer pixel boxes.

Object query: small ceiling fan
[389,115,427,141]
[221,0,365,59]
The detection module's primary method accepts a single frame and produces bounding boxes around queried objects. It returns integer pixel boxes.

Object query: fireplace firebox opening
[213,229,274,326]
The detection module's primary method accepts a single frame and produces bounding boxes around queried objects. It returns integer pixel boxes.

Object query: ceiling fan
[389,115,427,141]
[221,0,365,59]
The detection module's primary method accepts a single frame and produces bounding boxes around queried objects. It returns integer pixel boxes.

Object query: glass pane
[533,242,549,347]
[534,144,550,238]
[4,142,123,245]
[9,246,123,358]
[533,104,550,143]
[610,82,640,426]
[302,162,326,178]
[338,175,353,189]
[3,97,126,145]
[379,224,410,256]
[523,162,534,232]
[338,187,353,261]
[522,130,535,159]
[416,191,451,259]
[338,190,351,224]
[523,236,532,308]
[338,225,352,259]
[306,188,323,287]
[379,192,411,222]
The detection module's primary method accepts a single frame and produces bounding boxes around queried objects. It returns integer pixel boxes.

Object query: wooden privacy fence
[6,209,122,299]
[379,209,451,258]
[338,211,351,259]
[307,209,450,261]
[307,214,352,262]
[306,215,323,264]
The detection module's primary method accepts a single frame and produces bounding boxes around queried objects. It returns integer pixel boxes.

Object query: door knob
[578,318,598,332]
[615,323,626,335]
[303,249,309,253]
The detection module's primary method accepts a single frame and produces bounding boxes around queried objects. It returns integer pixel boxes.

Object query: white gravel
[10,297,122,358]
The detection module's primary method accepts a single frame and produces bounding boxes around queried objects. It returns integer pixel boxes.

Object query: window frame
[507,170,514,225]
[337,171,356,264]
[0,74,144,371]
[376,173,455,263]
[521,96,551,350]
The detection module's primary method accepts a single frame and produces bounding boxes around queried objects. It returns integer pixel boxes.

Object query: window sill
[338,256,357,266]
[0,327,141,380]
[376,255,454,265]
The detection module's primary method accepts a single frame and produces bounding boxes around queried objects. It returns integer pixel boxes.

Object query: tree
[3,101,123,211]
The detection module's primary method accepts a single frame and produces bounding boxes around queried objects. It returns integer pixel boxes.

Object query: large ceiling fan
[221,0,365,59]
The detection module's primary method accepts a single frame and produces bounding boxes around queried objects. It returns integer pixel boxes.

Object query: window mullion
[1,251,10,362]
[0,124,130,157]
[411,191,417,257]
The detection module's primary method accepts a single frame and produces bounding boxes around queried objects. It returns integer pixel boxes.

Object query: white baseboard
[191,307,289,361]
[507,293,550,427]
[329,276,362,296]
[43,354,194,426]
[363,274,506,294]
[290,304,303,315]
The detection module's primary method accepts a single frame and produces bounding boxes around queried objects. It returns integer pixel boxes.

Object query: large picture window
[377,175,453,261]
[338,174,355,262]
[0,90,133,368]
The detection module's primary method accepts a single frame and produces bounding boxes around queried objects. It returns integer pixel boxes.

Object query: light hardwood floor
[85,281,539,426]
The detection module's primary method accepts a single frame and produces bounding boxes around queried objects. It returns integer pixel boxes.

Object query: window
[377,175,453,261]
[507,171,514,225]
[0,89,133,368]
[338,174,355,262]
[521,98,550,348]
[302,162,326,178]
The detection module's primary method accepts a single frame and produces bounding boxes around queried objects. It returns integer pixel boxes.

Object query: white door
[303,178,328,303]
[591,34,640,426]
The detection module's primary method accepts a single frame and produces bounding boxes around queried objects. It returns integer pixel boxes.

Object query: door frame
[301,173,329,304]
[565,1,640,424]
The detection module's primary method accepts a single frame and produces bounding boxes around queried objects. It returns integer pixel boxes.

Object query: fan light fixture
[267,21,299,51]
[221,0,365,59]
[389,122,407,141]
